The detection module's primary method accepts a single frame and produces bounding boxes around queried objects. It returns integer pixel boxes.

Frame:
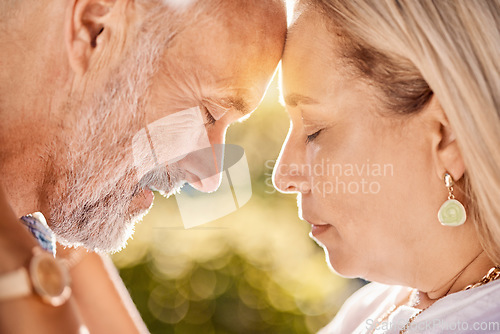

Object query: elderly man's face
[44,1,285,252]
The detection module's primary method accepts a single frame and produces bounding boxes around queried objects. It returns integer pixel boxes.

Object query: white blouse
[318,279,500,333]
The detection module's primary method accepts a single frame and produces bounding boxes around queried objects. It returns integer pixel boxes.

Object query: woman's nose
[273,132,311,194]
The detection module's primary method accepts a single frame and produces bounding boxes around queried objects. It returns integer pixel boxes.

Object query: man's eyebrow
[217,96,251,116]
[284,93,320,107]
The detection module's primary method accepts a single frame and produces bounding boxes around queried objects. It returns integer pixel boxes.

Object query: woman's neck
[415,250,496,308]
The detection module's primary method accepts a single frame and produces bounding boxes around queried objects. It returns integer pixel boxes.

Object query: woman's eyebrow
[285,93,320,107]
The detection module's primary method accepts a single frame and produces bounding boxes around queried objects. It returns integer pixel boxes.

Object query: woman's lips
[310,223,331,236]
[302,215,332,236]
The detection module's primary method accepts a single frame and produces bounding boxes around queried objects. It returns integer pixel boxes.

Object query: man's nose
[273,131,311,194]
[184,146,224,193]
[184,124,227,193]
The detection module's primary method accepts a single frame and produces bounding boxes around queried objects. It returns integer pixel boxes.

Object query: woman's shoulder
[417,278,500,329]
[318,281,407,334]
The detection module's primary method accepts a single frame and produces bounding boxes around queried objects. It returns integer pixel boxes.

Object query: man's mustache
[136,164,185,197]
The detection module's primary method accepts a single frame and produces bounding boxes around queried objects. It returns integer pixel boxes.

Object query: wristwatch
[0,246,71,306]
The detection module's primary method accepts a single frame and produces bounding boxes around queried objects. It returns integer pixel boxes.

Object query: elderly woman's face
[274,8,451,282]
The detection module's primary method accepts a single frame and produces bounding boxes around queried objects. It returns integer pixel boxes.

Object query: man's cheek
[132,106,211,183]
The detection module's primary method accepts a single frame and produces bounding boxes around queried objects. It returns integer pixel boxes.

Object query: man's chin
[55,217,138,254]
[51,194,154,254]
[51,178,181,253]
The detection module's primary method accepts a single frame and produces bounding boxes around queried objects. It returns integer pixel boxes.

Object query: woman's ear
[65,0,115,75]
[429,96,466,181]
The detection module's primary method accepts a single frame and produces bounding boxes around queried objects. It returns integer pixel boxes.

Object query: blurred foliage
[112,78,363,333]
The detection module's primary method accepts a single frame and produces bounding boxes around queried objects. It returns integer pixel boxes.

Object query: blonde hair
[307,0,500,262]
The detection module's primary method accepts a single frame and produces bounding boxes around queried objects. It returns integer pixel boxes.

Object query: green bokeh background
[112,77,364,333]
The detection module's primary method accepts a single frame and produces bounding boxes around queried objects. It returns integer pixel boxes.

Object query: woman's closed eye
[306,129,323,144]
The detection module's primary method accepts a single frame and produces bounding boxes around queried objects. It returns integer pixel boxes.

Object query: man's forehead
[162,0,197,10]
[159,0,284,44]
[146,0,285,117]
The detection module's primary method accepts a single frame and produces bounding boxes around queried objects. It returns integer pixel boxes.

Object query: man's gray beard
[48,157,185,253]
[46,32,186,253]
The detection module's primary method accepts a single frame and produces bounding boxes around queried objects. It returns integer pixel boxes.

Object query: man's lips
[129,188,154,215]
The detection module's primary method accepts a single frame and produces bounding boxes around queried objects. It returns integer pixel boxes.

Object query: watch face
[30,251,71,307]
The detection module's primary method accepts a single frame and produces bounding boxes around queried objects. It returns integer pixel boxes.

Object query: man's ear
[429,96,466,182]
[65,0,116,75]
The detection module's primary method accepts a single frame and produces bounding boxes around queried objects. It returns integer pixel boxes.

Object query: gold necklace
[368,265,500,334]
[400,265,500,334]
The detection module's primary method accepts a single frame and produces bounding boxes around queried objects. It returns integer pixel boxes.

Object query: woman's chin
[324,248,361,279]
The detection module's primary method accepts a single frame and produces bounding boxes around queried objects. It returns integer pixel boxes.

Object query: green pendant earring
[438,172,467,226]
